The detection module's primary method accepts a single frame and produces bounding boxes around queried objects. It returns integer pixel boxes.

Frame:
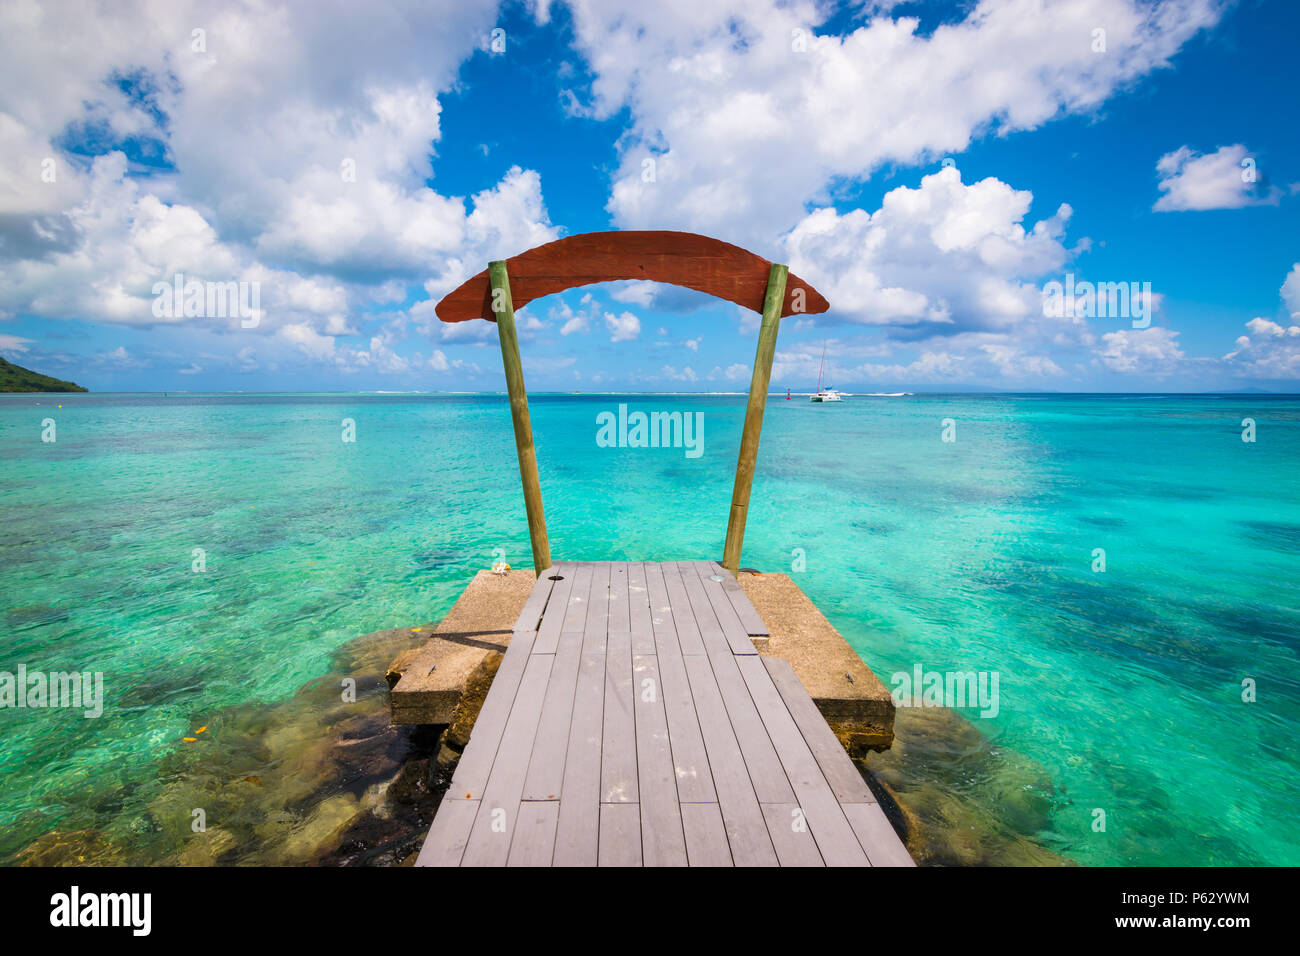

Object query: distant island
[0,356,87,392]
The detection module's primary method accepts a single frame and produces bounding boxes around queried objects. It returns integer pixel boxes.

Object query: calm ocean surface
[1,392,1297,865]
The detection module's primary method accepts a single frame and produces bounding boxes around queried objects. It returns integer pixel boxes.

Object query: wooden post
[489,260,552,577]
[722,263,787,574]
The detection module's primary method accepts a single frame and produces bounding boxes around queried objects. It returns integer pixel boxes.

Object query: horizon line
[6,389,1299,397]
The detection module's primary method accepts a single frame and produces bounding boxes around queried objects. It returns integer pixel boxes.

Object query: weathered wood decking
[415,561,914,867]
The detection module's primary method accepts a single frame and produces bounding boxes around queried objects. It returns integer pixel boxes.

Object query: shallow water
[1,392,1297,865]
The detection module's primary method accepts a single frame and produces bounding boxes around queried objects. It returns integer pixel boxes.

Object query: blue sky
[1,0,1297,392]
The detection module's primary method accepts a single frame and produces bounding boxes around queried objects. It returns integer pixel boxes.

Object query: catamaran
[810,343,843,402]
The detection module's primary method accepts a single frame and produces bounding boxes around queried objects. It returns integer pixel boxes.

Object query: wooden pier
[412,230,910,866]
[416,561,913,867]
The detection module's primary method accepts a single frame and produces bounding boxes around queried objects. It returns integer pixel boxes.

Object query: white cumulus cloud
[0,0,557,374]
[1153,144,1278,211]
[553,0,1225,244]
[783,166,1073,335]
[1097,327,1185,374]
[604,310,641,342]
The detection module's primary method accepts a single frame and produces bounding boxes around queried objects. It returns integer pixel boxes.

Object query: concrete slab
[737,572,895,753]
[388,570,534,725]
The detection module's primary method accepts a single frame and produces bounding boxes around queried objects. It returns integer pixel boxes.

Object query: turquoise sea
[1,392,1297,865]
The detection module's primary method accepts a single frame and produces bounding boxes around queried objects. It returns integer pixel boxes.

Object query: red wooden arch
[435,230,829,322]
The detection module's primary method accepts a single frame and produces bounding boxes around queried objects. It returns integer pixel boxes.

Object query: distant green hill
[0,356,87,392]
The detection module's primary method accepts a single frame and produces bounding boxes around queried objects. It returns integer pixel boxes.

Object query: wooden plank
[583,562,611,654]
[675,560,745,657]
[436,231,829,323]
[598,803,643,867]
[506,801,559,867]
[707,560,769,636]
[659,561,705,655]
[738,655,868,866]
[607,561,631,633]
[446,629,538,799]
[521,625,584,801]
[601,631,638,803]
[513,567,559,633]
[683,654,778,866]
[722,263,787,573]
[761,803,824,867]
[558,562,595,637]
[414,797,480,867]
[552,650,606,866]
[643,562,682,660]
[763,657,876,804]
[842,802,915,867]
[461,652,556,866]
[697,634,795,805]
[656,647,716,803]
[687,561,759,655]
[531,563,574,654]
[680,803,732,867]
[627,562,655,656]
[633,654,688,866]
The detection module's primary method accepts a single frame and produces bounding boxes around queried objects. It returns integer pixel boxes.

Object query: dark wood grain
[436,231,829,322]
